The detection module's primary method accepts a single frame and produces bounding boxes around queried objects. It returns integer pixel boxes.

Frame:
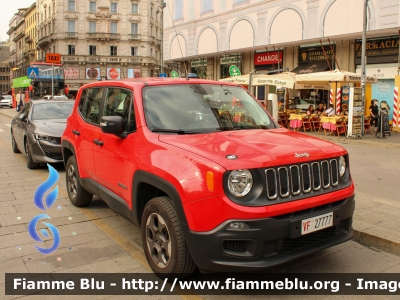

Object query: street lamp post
[156,1,166,75]
[360,0,368,137]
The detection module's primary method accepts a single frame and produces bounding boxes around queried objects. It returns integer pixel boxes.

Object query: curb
[353,230,400,257]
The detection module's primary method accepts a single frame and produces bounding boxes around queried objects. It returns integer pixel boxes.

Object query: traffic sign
[46,53,61,64]
[27,67,39,78]
[159,73,167,78]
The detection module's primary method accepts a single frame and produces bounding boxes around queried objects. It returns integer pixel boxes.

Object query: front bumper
[31,139,63,163]
[182,195,355,273]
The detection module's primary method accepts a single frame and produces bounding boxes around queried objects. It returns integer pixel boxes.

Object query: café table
[320,116,348,135]
[289,113,317,130]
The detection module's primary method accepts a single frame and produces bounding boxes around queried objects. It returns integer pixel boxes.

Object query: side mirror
[100,116,124,136]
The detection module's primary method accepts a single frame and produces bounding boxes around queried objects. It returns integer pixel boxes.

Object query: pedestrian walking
[16,90,25,112]
[369,99,379,133]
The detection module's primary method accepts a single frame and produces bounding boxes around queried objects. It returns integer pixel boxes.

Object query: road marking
[5,124,11,127]
[0,128,4,132]
[0,137,204,300]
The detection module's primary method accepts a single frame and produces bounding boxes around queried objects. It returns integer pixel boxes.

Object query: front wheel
[66,156,93,206]
[11,133,20,153]
[141,197,196,279]
[25,141,39,169]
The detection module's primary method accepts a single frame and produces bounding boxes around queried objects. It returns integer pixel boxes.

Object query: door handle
[72,130,80,136]
[94,139,104,146]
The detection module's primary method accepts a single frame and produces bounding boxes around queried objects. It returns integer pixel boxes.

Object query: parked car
[0,95,13,108]
[42,95,69,100]
[62,78,354,278]
[11,100,74,169]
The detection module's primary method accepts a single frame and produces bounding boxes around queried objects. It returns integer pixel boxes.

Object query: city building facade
[8,8,27,80]
[163,0,400,110]
[36,0,163,94]
[0,42,11,95]
[24,3,38,66]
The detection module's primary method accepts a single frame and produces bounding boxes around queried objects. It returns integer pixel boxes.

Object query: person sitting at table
[315,103,325,114]
[307,105,315,115]
[323,104,335,116]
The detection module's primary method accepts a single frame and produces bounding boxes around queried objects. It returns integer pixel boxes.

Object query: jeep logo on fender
[295,152,310,158]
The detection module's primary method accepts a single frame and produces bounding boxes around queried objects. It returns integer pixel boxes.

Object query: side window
[103,88,135,132]
[83,88,103,124]
[78,89,87,114]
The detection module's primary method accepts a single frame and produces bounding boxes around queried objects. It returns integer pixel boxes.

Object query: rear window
[32,102,74,120]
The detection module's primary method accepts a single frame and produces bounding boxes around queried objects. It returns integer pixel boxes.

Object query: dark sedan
[11,100,74,169]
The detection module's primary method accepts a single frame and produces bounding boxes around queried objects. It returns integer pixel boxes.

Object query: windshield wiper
[151,128,199,134]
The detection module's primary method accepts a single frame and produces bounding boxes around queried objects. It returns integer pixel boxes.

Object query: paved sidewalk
[1,108,400,263]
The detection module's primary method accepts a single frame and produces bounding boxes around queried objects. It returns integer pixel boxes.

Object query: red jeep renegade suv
[62,78,354,278]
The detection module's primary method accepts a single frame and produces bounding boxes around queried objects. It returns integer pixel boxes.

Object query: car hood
[33,119,67,137]
[158,128,347,170]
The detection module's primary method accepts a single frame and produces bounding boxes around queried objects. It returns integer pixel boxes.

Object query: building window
[68,45,76,55]
[150,26,153,37]
[68,1,75,11]
[131,3,138,14]
[151,7,153,17]
[68,20,75,32]
[150,48,153,57]
[89,1,96,12]
[131,23,138,34]
[89,45,96,55]
[89,21,96,33]
[175,0,183,20]
[110,22,117,34]
[155,50,158,59]
[110,2,117,13]
[110,46,117,56]
[202,0,213,12]
[131,46,138,56]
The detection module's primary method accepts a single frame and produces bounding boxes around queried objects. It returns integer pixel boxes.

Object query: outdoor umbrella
[296,69,377,85]
[219,72,297,89]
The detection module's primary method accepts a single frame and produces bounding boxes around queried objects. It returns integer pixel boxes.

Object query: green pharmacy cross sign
[229,65,241,77]
[171,70,179,78]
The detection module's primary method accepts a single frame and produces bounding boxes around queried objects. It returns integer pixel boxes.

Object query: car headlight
[35,134,60,144]
[339,156,346,177]
[227,170,253,197]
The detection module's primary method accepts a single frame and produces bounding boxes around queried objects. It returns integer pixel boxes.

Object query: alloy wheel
[145,213,171,268]
[67,164,78,198]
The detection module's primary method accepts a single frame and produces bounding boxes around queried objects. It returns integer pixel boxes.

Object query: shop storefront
[220,54,243,79]
[253,50,284,101]
[190,59,207,79]
[291,44,336,106]
[355,36,399,121]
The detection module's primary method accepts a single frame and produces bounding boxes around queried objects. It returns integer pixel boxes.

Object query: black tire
[66,156,92,206]
[25,140,40,169]
[11,132,20,153]
[141,196,196,279]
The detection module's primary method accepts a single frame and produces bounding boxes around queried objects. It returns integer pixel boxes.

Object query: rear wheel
[66,156,92,206]
[11,132,20,153]
[141,196,196,279]
[25,141,39,169]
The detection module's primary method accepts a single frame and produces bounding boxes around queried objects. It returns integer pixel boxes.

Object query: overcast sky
[1,0,36,42]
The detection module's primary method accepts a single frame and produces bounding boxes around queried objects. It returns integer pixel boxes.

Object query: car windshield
[32,102,74,120]
[143,84,276,133]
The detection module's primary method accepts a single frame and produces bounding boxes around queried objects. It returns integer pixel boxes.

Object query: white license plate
[301,212,333,235]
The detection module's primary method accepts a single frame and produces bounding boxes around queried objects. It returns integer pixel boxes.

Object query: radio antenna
[166,4,188,77]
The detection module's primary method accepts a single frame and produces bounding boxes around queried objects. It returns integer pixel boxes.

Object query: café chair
[336,118,346,136]
[311,115,321,132]
[301,115,312,132]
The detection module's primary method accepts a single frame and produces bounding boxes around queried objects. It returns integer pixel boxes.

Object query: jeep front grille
[265,159,340,201]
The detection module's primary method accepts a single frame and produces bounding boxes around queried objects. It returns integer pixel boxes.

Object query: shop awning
[291,62,330,74]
